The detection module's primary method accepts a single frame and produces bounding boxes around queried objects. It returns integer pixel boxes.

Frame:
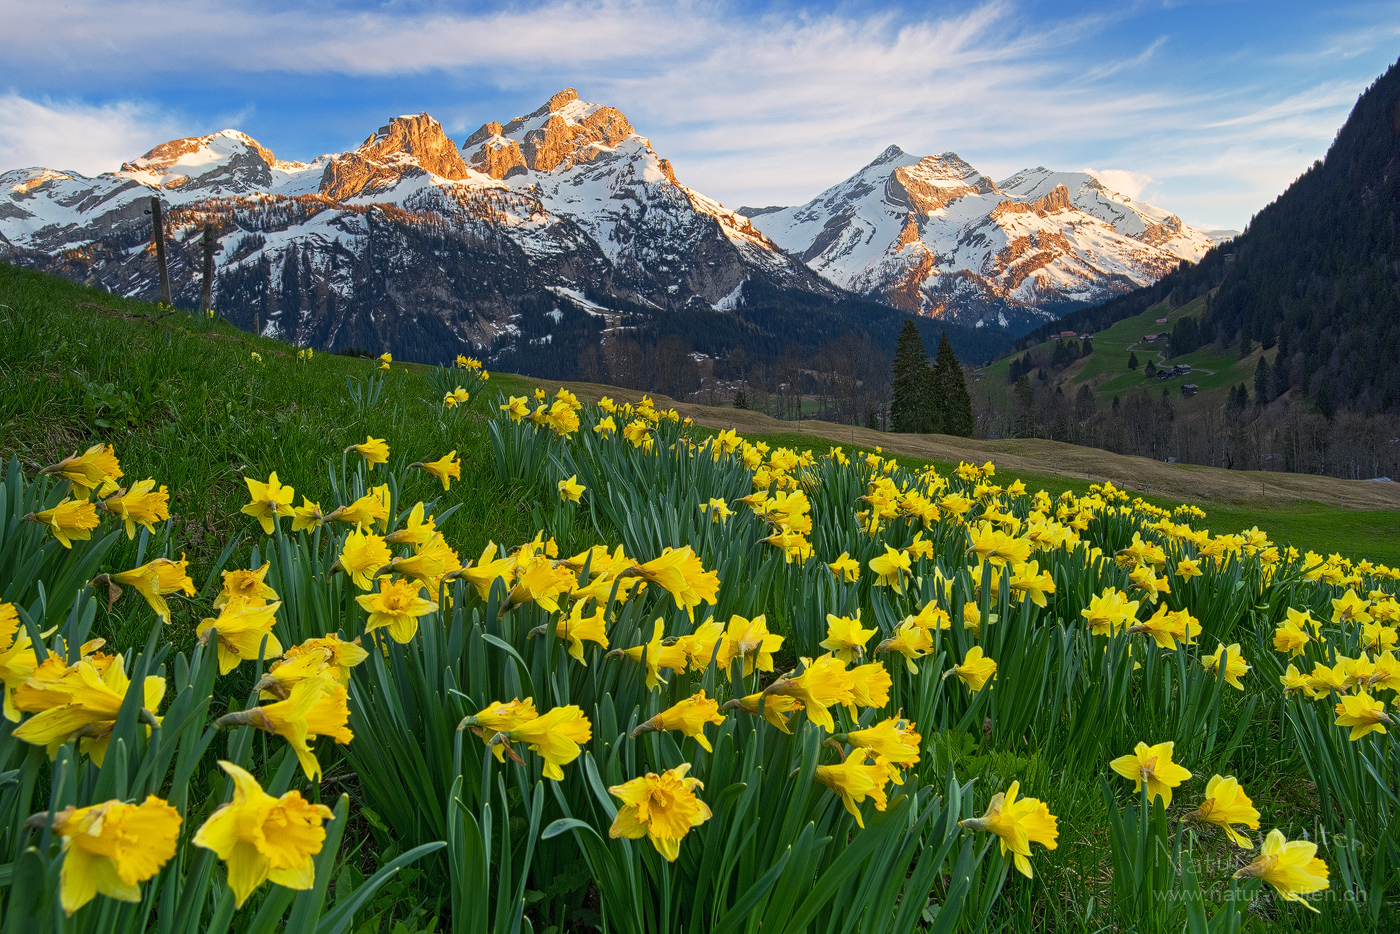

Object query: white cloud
[0,93,188,175]
[1086,169,1154,201]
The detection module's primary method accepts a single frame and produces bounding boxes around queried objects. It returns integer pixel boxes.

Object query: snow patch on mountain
[750,147,1219,331]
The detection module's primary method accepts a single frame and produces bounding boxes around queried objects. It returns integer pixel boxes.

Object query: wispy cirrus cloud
[0,0,1394,229]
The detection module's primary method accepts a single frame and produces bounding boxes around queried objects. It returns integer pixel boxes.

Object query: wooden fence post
[150,196,172,306]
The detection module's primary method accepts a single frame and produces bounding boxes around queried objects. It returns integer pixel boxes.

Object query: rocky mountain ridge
[0,89,1218,369]
[1,91,845,365]
[742,146,1223,332]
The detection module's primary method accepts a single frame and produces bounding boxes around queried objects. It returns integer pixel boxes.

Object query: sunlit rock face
[743,147,1218,332]
[0,90,1214,359]
[0,90,833,362]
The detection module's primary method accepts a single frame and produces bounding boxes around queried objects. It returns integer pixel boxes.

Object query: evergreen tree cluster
[1167,316,1208,358]
[889,322,974,436]
[1007,351,1038,384]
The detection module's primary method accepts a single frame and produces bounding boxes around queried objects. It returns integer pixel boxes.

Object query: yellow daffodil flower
[814,748,889,828]
[496,705,591,780]
[12,655,165,764]
[875,620,934,674]
[99,478,170,539]
[215,562,278,609]
[961,601,996,636]
[1362,622,1398,654]
[959,780,1059,878]
[558,475,585,503]
[322,487,390,530]
[842,714,921,782]
[764,655,855,733]
[197,598,283,674]
[39,442,123,498]
[194,761,334,907]
[1186,775,1260,847]
[632,690,726,751]
[217,677,352,780]
[722,692,803,732]
[715,614,782,678]
[26,498,101,548]
[609,763,712,861]
[412,451,460,490]
[1109,740,1193,807]
[907,601,952,631]
[1304,661,1349,699]
[240,472,295,535]
[291,497,324,532]
[1201,643,1250,689]
[280,634,367,686]
[0,603,39,721]
[1331,588,1372,625]
[847,661,892,713]
[108,556,195,624]
[1335,691,1389,740]
[336,528,391,591]
[1280,663,1310,694]
[1233,829,1329,912]
[346,436,389,468]
[944,646,997,692]
[54,795,181,915]
[256,647,334,700]
[1272,620,1314,657]
[1126,604,1200,650]
[627,547,719,620]
[502,396,531,421]
[869,545,912,594]
[821,612,878,663]
[966,522,1032,567]
[700,497,731,523]
[357,577,436,643]
[828,552,861,583]
[383,502,437,547]
[1009,560,1056,607]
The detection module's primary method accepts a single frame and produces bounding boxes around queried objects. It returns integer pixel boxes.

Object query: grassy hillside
[3,262,1398,566]
[0,263,534,596]
[3,263,1399,933]
[981,295,1271,414]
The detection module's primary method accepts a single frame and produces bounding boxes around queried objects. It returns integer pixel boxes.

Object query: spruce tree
[1254,355,1271,404]
[931,332,973,436]
[1272,352,1290,399]
[1128,351,1139,370]
[921,365,946,434]
[890,321,930,433]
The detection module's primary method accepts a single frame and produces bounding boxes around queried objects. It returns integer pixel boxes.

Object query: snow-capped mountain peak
[748,148,1217,331]
[1,92,1219,360]
[463,88,647,179]
[319,113,470,200]
[0,89,832,361]
[117,129,301,195]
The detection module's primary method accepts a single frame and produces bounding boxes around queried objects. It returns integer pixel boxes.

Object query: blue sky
[1,0,1397,230]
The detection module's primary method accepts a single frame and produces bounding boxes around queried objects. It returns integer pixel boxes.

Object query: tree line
[889,321,974,436]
